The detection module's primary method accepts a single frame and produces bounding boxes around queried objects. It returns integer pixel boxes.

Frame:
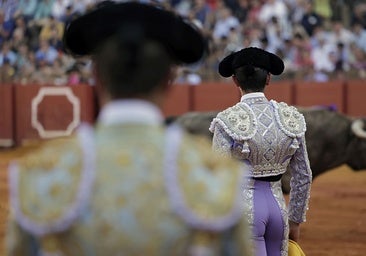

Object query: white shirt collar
[241,92,266,101]
[97,99,164,125]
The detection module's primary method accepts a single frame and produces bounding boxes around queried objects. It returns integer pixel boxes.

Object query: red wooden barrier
[4,80,366,147]
[345,80,366,117]
[163,84,191,117]
[266,80,294,105]
[14,85,96,145]
[294,81,345,112]
[0,85,14,147]
[192,82,241,111]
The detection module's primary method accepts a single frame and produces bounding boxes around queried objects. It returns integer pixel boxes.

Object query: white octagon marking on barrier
[31,87,80,139]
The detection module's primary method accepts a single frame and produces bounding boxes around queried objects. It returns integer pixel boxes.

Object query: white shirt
[97,99,164,126]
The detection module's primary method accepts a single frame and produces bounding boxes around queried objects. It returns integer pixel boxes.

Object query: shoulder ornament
[164,125,243,232]
[8,124,96,236]
[271,100,306,138]
[209,102,257,141]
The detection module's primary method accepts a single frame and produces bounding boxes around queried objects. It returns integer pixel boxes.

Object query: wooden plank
[345,80,366,117]
[294,81,345,112]
[192,82,241,111]
[0,85,14,147]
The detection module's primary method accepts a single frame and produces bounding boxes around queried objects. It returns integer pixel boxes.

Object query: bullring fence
[0,80,365,147]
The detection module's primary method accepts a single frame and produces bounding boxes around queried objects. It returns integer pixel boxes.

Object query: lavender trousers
[252,180,285,256]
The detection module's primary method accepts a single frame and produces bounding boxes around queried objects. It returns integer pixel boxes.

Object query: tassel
[289,138,299,154]
[241,141,250,157]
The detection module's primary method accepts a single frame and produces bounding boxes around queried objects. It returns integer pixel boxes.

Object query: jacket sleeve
[211,126,233,158]
[288,136,312,223]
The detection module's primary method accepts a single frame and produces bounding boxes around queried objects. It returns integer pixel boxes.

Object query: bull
[167,107,366,193]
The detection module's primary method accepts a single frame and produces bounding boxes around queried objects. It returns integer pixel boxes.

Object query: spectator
[51,0,71,20]
[258,0,292,42]
[72,0,95,14]
[51,57,67,85]
[291,32,313,79]
[300,0,323,37]
[350,2,366,28]
[313,0,332,20]
[66,64,81,85]
[9,15,29,50]
[190,0,212,29]
[35,39,59,66]
[0,40,17,66]
[16,49,37,84]
[0,0,18,22]
[310,34,337,81]
[34,0,56,20]
[212,7,240,42]
[333,42,348,80]
[246,0,262,24]
[257,0,288,26]
[349,42,366,78]
[233,0,249,23]
[328,19,355,48]
[175,67,202,85]
[17,0,38,21]
[60,4,80,25]
[286,0,306,23]
[13,42,29,69]
[39,15,64,50]
[352,21,366,53]
[0,9,15,46]
[0,58,15,83]
[264,16,286,54]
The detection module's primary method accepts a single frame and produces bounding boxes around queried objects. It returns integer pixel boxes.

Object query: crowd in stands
[1,0,366,85]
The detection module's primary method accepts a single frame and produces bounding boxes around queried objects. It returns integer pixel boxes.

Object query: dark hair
[233,65,268,92]
[93,31,172,98]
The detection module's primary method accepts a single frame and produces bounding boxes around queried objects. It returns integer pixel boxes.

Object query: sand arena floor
[0,145,365,255]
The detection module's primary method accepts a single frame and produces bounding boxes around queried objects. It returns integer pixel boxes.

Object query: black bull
[166,107,366,193]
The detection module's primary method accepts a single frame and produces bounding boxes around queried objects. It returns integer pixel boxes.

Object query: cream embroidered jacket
[209,93,312,223]
[6,100,253,256]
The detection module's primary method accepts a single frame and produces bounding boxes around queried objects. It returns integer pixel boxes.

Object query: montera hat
[218,47,284,77]
[63,1,207,64]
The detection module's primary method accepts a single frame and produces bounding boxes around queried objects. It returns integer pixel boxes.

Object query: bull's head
[348,119,366,171]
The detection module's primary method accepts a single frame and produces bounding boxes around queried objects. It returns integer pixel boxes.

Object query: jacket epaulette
[271,100,306,138]
[209,102,257,141]
[8,124,96,236]
[164,125,244,232]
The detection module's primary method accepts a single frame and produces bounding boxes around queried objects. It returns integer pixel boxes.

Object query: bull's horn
[351,119,366,139]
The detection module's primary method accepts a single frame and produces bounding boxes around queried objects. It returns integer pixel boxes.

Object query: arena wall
[0,80,365,146]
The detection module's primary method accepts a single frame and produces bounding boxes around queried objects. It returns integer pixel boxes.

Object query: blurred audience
[0,0,366,85]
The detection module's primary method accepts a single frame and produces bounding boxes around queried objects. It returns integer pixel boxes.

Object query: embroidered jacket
[209,93,312,223]
[6,100,253,256]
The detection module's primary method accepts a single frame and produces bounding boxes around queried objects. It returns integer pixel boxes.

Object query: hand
[289,220,300,242]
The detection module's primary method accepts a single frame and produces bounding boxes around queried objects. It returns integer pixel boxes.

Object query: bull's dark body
[168,108,366,193]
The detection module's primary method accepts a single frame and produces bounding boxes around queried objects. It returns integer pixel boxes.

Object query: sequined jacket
[209,93,312,223]
[6,100,253,256]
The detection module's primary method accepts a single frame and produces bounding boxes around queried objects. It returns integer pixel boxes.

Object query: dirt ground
[0,145,365,255]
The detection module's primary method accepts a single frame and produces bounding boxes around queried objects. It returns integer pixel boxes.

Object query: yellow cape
[288,239,306,256]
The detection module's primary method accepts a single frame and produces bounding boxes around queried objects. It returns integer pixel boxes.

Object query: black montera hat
[63,1,207,64]
[218,47,284,77]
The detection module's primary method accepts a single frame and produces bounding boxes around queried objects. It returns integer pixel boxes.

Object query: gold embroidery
[177,134,240,221]
[116,152,132,166]
[17,135,83,224]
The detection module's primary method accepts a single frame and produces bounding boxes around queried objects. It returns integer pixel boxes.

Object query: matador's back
[7,122,253,255]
